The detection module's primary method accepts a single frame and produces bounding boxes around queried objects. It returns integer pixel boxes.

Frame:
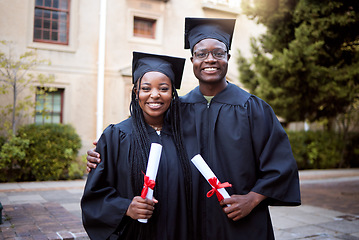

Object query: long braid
[129,84,151,195]
[170,88,194,239]
[128,84,153,240]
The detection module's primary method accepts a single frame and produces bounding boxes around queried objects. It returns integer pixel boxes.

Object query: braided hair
[128,76,194,239]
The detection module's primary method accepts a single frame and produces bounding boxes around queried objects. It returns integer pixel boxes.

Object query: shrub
[287,130,344,169]
[345,132,359,168]
[0,135,6,148]
[67,154,87,180]
[0,135,30,182]
[11,123,82,181]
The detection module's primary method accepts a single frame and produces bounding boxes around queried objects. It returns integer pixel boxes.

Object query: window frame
[27,0,78,53]
[128,10,163,46]
[133,16,157,39]
[33,0,71,45]
[35,89,64,124]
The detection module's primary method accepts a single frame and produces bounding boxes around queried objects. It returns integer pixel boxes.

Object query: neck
[148,123,163,131]
[145,119,163,131]
[143,112,164,127]
[199,79,228,96]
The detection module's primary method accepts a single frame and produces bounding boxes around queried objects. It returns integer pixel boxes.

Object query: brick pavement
[300,180,359,215]
[0,169,359,239]
[0,202,88,240]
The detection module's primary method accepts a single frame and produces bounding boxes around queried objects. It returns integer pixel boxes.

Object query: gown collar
[181,82,251,107]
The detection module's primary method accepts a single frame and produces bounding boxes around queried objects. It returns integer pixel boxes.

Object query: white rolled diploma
[138,143,163,223]
[191,154,231,206]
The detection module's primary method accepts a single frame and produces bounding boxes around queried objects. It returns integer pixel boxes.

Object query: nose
[150,89,160,98]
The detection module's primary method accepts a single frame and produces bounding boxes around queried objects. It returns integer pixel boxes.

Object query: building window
[33,0,70,45]
[35,89,64,124]
[133,17,156,39]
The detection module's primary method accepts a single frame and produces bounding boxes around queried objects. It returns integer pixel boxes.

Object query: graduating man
[87,17,301,239]
[179,17,300,239]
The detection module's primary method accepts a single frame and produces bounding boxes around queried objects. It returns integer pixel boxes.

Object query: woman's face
[136,71,173,124]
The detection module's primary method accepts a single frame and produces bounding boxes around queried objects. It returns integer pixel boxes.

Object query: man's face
[190,38,230,84]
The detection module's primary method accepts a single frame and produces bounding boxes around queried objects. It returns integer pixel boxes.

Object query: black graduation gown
[81,118,189,240]
[180,82,301,240]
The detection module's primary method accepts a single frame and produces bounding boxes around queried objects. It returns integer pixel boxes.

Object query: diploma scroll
[191,154,231,206]
[138,143,162,223]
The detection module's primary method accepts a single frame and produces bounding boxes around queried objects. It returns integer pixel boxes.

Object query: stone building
[0,0,264,154]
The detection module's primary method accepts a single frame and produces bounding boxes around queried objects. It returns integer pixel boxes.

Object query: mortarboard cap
[184,17,236,52]
[132,52,186,89]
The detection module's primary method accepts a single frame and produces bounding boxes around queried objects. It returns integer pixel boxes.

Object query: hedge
[0,123,83,182]
[287,130,359,169]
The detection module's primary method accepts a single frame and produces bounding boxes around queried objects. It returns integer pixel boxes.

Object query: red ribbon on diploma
[206,177,232,201]
[141,174,156,199]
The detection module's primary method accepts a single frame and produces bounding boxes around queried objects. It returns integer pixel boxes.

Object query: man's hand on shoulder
[86,140,101,172]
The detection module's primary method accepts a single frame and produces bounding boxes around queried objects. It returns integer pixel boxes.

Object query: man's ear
[227,53,231,61]
[190,56,194,63]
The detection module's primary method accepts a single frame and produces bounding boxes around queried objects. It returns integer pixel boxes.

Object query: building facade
[0,0,264,154]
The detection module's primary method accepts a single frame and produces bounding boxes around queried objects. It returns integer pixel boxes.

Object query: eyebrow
[140,82,170,86]
[195,47,226,51]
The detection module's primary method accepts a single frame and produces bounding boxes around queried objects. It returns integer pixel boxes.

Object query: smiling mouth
[147,103,163,109]
[202,67,218,72]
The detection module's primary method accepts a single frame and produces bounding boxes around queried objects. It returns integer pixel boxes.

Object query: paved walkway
[272,169,359,239]
[0,169,358,240]
[0,180,87,240]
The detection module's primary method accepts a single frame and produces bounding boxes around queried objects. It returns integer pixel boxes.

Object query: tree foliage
[239,0,359,125]
[0,41,55,136]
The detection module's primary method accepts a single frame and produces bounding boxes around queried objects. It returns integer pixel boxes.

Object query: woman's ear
[133,87,138,100]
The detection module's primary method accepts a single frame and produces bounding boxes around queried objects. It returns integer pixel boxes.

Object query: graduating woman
[81,52,193,240]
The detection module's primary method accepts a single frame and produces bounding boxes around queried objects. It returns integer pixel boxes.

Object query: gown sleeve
[81,124,132,240]
[247,97,301,206]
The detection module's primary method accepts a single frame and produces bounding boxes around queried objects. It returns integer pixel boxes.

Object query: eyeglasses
[193,49,227,60]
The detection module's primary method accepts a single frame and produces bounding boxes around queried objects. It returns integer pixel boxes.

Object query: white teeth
[204,68,217,71]
[148,103,162,107]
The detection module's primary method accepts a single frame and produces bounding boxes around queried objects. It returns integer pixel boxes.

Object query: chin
[199,78,223,84]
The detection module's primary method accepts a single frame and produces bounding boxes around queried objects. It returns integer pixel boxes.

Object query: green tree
[239,0,359,126]
[0,41,55,136]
